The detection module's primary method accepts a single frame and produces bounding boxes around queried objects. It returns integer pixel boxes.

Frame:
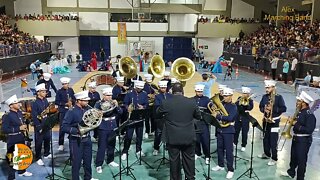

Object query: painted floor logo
[6,144,33,170]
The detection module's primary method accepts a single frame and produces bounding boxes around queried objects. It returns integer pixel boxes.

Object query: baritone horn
[207,93,230,127]
[171,57,195,85]
[119,56,137,79]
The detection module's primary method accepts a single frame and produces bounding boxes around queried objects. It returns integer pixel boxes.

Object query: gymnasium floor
[0,63,319,180]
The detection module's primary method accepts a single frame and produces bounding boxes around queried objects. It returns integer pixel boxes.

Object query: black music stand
[237,113,262,180]
[200,111,221,180]
[41,113,68,180]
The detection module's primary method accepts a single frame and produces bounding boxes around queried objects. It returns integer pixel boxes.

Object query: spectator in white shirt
[290,57,298,83]
[270,55,278,80]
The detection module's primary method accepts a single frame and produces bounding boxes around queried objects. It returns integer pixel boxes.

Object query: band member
[157,83,201,180]
[111,65,122,78]
[55,77,76,151]
[218,84,227,101]
[198,73,216,98]
[32,83,51,166]
[2,95,33,179]
[121,80,148,160]
[143,74,156,139]
[193,84,210,165]
[161,71,172,92]
[95,87,122,173]
[36,73,57,98]
[62,91,98,180]
[281,91,316,180]
[88,81,101,142]
[153,80,172,156]
[211,88,237,179]
[258,80,286,166]
[234,87,254,152]
[125,74,143,88]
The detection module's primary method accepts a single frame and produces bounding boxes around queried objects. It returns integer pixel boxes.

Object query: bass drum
[0,112,7,142]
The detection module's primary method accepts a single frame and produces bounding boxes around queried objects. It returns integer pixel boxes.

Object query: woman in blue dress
[212,55,224,73]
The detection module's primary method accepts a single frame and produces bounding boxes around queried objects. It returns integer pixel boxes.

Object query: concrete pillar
[312,0,320,22]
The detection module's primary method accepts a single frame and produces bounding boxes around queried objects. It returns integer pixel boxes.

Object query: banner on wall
[117,22,127,43]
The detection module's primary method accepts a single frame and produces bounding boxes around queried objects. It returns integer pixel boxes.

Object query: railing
[0,43,51,59]
[223,44,320,63]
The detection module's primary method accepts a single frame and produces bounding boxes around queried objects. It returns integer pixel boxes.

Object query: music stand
[200,111,221,180]
[237,113,262,180]
[128,109,153,169]
[41,112,68,180]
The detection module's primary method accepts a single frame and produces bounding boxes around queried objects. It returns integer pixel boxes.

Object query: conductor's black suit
[157,94,201,180]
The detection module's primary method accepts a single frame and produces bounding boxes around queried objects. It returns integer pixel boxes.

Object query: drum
[95,74,115,86]
[0,112,7,142]
[19,97,36,113]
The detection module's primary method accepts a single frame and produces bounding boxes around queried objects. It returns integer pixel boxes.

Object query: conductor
[157,83,201,180]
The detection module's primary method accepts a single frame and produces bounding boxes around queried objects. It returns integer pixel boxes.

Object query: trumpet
[207,93,230,127]
[37,103,58,120]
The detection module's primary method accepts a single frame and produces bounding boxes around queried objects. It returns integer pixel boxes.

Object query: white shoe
[241,147,246,152]
[226,171,234,179]
[91,178,99,180]
[37,159,44,166]
[233,143,236,148]
[121,154,127,161]
[18,171,33,177]
[136,151,145,157]
[44,154,52,159]
[195,154,200,160]
[257,153,269,159]
[205,158,210,165]
[58,145,64,151]
[211,165,224,171]
[144,133,149,139]
[280,171,293,178]
[267,159,277,166]
[150,132,155,136]
[96,166,102,173]
[153,150,159,156]
[108,161,119,167]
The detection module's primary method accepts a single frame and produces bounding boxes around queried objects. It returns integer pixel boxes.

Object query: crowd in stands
[198,15,260,24]
[14,13,79,21]
[0,14,51,58]
[224,20,320,62]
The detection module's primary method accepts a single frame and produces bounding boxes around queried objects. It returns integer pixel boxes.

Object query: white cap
[5,95,19,105]
[116,76,125,83]
[164,71,170,76]
[60,77,71,84]
[171,78,179,84]
[88,82,97,88]
[102,87,113,96]
[194,84,205,92]
[35,83,47,91]
[242,87,251,94]
[134,80,145,89]
[158,81,168,88]
[264,80,277,87]
[43,73,51,81]
[144,74,153,83]
[296,91,314,104]
[218,84,227,91]
[74,91,90,100]
[223,88,234,96]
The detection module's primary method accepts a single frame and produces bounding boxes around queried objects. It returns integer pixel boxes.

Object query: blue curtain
[79,36,110,61]
[163,37,192,62]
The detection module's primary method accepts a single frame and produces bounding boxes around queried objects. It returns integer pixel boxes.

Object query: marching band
[0,56,318,180]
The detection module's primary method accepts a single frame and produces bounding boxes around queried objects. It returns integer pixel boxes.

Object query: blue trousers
[7,134,26,180]
[59,112,66,145]
[69,136,92,180]
[34,130,51,160]
[122,121,143,153]
[95,129,116,166]
[263,122,279,161]
[287,136,312,180]
[234,116,250,147]
[217,133,234,172]
[195,122,210,158]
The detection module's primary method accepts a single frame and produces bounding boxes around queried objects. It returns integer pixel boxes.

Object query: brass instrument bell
[171,57,195,82]
[119,56,137,79]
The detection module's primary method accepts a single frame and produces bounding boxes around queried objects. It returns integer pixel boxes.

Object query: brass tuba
[171,57,195,86]
[79,108,103,136]
[207,93,230,127]
[119,56,137,79]
[149,55,165,78]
